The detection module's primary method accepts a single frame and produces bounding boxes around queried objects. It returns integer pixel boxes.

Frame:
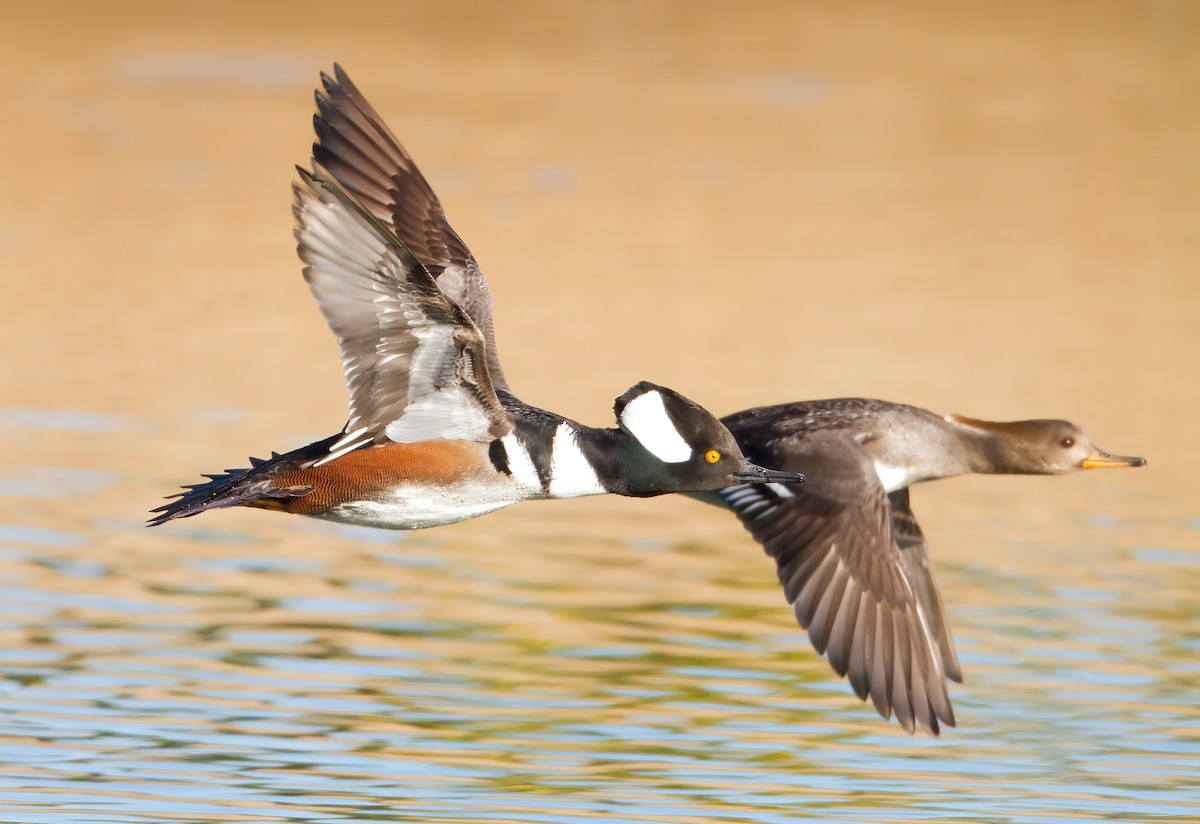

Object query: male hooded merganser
[699,399,1145,734]
[148,68,802,530]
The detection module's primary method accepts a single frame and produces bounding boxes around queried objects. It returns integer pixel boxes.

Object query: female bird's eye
[1061,437,1074,448]
[705,449,721,463]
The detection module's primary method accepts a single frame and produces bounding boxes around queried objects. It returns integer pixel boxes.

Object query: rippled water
[3,1,1199,821]
[1,408,1196,822]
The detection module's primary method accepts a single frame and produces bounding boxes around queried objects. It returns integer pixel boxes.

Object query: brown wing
[293,163,512,459]
[310,64,508,391]
[889,488,962,683]
[719,430,955,734]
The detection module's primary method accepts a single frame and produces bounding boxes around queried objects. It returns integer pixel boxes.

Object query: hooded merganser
[313,68,1146,733]
[307,67,1142,734]
[700,398,1145,734]
[148,69,803,530]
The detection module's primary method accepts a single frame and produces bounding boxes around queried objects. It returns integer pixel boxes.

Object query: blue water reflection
[0,432,1196,823]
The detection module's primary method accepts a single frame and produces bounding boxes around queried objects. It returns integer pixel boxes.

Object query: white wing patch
[372,324,494,444]
[548,423,605,498]
[385,386,495,443]
[377,325,491,443]
[619,390,693,463]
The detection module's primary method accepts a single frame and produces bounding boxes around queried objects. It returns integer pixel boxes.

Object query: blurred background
[1,1,1197,821]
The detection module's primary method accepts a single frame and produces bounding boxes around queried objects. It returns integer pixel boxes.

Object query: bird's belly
[314,480,528,530]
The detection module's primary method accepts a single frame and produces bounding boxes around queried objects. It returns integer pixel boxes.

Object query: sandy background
[1,0,1194,544]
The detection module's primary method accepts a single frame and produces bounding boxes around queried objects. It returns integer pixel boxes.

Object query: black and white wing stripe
[310,64,509,392]
[293,163,512,458]
[719,430,956,734]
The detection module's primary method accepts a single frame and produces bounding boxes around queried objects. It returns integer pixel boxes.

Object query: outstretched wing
[293,163,512,460]
[719,429,956,734]
[310,64,509,391]
[889,488,962,683]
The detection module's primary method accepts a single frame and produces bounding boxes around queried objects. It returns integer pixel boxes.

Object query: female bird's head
[949,416,1146,475]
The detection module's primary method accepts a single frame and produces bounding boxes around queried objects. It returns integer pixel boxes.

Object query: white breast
[873,461,920,493]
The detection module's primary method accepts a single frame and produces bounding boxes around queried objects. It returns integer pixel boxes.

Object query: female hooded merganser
[148,69,802,531]
[703,399,1145,734]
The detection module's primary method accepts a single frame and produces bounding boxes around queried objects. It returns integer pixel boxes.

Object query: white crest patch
[619,391,693,464]
[548,423,605,498]
[501,433,542,492]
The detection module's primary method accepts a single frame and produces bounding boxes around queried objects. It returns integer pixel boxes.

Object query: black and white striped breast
[488,416,610,499]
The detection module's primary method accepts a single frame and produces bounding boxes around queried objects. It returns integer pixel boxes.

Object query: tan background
[3,2,1194,539]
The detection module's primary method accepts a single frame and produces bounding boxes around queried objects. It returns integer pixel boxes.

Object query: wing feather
[293,164,512,452]
[311,65,509,391]
[718,428,955,734]
[890,488,963,683]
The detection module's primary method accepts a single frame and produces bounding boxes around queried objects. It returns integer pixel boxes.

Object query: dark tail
[147,435,337,527]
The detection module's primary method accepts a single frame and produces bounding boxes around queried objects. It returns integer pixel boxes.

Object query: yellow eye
[705,449,721,464]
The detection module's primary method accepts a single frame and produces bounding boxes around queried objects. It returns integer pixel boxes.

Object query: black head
[613,382,805,493]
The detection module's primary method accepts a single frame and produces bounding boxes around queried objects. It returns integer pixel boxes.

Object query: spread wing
[719,430,955,734]
[293,163,512,461]
[310,64,509,392]
[889,488,962,683]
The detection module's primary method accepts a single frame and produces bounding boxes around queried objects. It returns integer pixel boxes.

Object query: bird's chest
[864,432,950,492]
[497,425,608,499]
[871,461,925,493]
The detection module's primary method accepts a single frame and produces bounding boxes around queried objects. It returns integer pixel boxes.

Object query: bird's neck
[865,412,981,487]
[942,416,1042,476]
[571,426,677,497]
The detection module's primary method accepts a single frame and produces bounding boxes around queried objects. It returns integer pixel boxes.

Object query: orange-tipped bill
[1082,451,1147,469]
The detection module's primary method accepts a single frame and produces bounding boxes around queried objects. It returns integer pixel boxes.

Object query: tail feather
[148,437,338,527]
